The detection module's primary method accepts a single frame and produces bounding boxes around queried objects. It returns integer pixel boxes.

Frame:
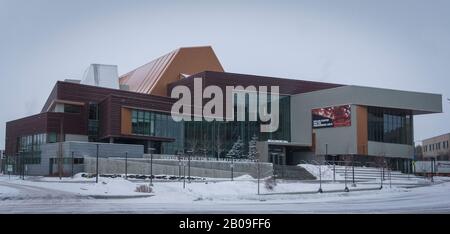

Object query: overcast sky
[1,0,449,148]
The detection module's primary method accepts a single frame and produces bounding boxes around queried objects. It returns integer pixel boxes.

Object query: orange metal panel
[121,107,132,135]
[356,106,368,155]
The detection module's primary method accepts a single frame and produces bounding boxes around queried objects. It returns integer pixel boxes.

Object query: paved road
[1,180,450,213]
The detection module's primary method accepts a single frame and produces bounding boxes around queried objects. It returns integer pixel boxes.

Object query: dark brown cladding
[5,112,85,155]
[167,71,344,96]
[42,81,175,113]
[6,81,177,156]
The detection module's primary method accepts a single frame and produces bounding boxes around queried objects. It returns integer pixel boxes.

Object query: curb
[259,187,382,196]
[87,194,154,199]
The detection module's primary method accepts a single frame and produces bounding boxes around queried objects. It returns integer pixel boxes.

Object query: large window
[17,133,49,164]
[64,104,82,113]
[131,109,184,154]
[368,107,413,145]
[88,102,99,141]
[184,95,291,158]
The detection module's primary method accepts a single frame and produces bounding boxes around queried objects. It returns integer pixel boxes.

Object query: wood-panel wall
[121,107,132,135]
[356,106,368,155]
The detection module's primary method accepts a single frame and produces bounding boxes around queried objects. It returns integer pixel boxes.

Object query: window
[48,132,57,143]
[89,103,98,120]
[368,107,412,145]
[64,104,81,113]
[74,158,84,164]
[130,109,185,155]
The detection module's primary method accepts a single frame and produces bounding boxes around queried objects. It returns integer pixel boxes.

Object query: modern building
[4,46,443,175]
[422,133,450,161]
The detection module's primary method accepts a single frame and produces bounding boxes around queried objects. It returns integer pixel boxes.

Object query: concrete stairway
[274,165,316,180]
[333,165,423,181]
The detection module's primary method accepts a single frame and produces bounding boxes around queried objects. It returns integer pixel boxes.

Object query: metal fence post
[96,144,99,184]
[149,148,155,187]
[380,165,383,189]
[344,165,349,192]
[318,164,323,193]
[125,152,128,180]
[71,151,74,178]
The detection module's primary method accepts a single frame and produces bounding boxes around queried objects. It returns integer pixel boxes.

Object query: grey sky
[1,0,449,148]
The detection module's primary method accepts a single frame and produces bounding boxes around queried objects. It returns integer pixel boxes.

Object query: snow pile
[75,178,142,196]
[11,177,143,196]
[39,173,96,182]
[234,175,254,180]
[298,164,343,180]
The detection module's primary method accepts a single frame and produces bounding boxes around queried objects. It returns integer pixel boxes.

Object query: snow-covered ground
[1,172,450,213]
[0,175,147,197]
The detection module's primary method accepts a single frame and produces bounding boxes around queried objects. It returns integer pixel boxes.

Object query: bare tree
[186,137,199,157]
[216,132,225,159]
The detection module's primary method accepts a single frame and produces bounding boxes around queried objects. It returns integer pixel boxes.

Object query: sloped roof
[119,46,224,96]
[168,71,344,96]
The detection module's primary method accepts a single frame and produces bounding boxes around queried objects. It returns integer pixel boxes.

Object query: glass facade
[17,133,48,164]
[131,109,184,155]
[368,107,413,145]
[128,95,290,158]
[88,102,99,141]
[184,95,291,158]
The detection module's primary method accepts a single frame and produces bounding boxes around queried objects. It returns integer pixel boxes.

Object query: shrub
[135,184,153,193]
[264,176,277,191]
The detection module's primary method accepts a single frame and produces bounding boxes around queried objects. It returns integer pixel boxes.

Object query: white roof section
[293,85,442,115]
[81,64,119,89]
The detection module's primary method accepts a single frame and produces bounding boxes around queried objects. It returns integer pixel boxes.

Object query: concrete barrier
[83,157,273,179]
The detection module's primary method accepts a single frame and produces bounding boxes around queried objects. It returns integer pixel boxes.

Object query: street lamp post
[71,151,74,178]
[351,156,356,187]
[231,156,234,181]
[177,152,182,179]
[430,158,435,183]
[389,167,392,188]
[183,161,186,189]
[380,164,383,189]
[19,151,25,180]
[344,165,349,192]
[257,159,260,195]
[15,152,19,177]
